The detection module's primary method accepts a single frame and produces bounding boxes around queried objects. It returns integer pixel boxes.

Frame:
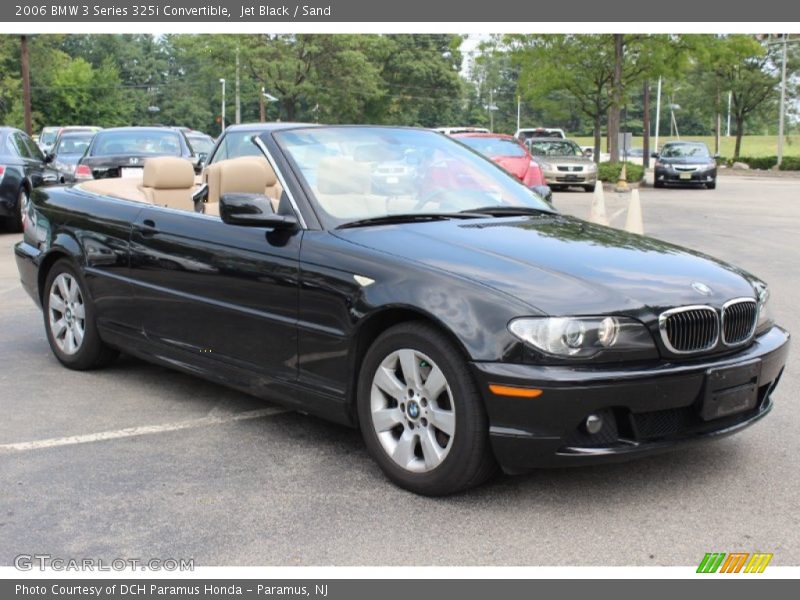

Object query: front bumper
[471,326,789,473]
[542,167,597,186]
[655,166,717,185]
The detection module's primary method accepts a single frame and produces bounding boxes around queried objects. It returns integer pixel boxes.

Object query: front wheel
[706,180,717,190]
[43,259,119,370]
[583,183,596,193]
[357,321,497,495]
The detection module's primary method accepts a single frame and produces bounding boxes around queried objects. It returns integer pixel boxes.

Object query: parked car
[75,126,199,180]
[515,127,566,142]
[14,125,789,496]
[528,138,598,192]
[434,126,490,135]
[184,130,216,164]
[48,126,102,160]
[37,126,60,154]
[453,132,552,202]
[653,141,718,189]
[49,131,96,184]
[1,126,55,231]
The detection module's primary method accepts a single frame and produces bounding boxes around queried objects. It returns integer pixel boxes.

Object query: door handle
[137,219,158,237]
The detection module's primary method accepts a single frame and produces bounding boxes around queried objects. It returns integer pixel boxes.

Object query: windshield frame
[270,125,556,231]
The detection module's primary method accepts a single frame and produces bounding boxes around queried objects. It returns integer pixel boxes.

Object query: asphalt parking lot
[0,173,798,567]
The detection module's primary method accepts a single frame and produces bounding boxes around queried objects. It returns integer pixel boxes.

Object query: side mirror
[45,153,55,163]
[713,153,720,159]
[219,193,297,229]
[651,152,659,159]
[583,149,593,157]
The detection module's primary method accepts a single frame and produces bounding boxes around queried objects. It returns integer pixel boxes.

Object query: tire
[706,180,716,190]
[583,183,596,193]
[551,185,564,192]
[654,180,665,189]
[9,186,28,233]
[42,259,119,370]
[357,321,497,495]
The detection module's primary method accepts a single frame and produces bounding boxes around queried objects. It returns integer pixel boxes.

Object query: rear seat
[141,157,196,211]
[314,157,385,218]
[203,156,283,217]
[77,156,197,211]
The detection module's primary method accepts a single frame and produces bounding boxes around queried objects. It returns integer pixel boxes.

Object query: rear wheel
[357,321,497,495]
[43,259,119,370]
[9,186,28,232]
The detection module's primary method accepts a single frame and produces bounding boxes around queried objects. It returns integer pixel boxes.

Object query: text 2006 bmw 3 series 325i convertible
[14,124,790,495]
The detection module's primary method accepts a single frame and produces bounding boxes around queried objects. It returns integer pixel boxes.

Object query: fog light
[585,414,603,435]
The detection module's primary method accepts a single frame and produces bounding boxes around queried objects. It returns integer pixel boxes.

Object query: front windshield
[40,129,58,144]
[457,137,527,158]
[188,135,214,155]
[92,130,182,156]
[55,133,93,155]
[661,143,710,158]
[274,127,554,227]
[528,140,583,157]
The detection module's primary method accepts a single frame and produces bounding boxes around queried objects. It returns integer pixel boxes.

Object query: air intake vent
[659,306,719,354]
[722,298,758,346]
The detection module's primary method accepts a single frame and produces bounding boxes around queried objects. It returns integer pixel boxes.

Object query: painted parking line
[0,406,288,454]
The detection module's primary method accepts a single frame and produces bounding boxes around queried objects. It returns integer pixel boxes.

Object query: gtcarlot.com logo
[697,552,773,573]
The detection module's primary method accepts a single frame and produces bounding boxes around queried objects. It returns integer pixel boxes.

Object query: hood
[334,215,758,317]
[492,156,530,180]
[536,155,593,166]
[658,155,715,165]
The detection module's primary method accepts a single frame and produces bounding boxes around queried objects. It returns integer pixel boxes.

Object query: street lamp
[219,78,226,135]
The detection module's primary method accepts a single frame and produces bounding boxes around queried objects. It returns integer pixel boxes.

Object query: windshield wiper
[460,206,556,217]
[338,212,483,229]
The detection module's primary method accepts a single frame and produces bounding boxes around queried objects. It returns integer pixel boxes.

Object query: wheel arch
[36,243,82,305]
[344,305,475,424]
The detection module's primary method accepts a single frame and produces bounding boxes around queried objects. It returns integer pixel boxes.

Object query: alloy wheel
[48,273,86,355]
[369,348,455,473]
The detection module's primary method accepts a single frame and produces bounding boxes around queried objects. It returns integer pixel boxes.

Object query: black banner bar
[2,0,800,22]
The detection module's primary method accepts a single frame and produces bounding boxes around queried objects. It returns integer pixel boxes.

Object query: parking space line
[0,407,288,454]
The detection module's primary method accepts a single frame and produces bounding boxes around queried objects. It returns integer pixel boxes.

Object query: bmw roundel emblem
[407,402,420,419]
[691,281,713,296]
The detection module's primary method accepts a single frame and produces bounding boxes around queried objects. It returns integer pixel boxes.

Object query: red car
[452,132,553,202]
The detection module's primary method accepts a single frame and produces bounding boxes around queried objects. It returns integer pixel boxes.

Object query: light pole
[219,78,226,135]
[777,34,788,167]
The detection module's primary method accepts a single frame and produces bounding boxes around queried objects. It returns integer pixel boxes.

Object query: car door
[128,206,302,382]
[12,132,46,187]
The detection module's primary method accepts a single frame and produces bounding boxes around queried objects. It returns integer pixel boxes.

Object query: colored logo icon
[697,552,773,573]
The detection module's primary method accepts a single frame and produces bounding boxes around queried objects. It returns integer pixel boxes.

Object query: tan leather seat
[141,157,196,211]
[315,157,385,219]
[203,156,283,217]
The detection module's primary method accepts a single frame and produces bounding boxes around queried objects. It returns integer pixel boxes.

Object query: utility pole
[726,91,732,137]
[21,35,32,136]
[516,95,521,132]
[654,77,662,155]
[235,46,241,125]
[489,89,494,132]
[608,34,624,165]
[777,34,788,167]
[642,80,651,168]
[259,87,266,122]
[219,78,226,134]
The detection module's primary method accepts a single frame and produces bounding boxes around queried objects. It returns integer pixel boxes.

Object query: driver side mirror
[583,149,593,157]
[45,152,55,163]
[651,152,660,159]
[220,193,297,229]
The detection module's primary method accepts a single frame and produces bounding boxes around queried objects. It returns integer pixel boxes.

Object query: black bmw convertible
[14,124,789,495]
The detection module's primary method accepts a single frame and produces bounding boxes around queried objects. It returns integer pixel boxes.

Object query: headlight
[586,163,597,172]
[538,161,553,171]
[508,316,657,360]
[754,283,774,335]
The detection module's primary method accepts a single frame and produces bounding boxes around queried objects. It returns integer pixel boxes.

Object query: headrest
[143,157,195,189]
[317,157,371,195]
[219,156,277,194]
